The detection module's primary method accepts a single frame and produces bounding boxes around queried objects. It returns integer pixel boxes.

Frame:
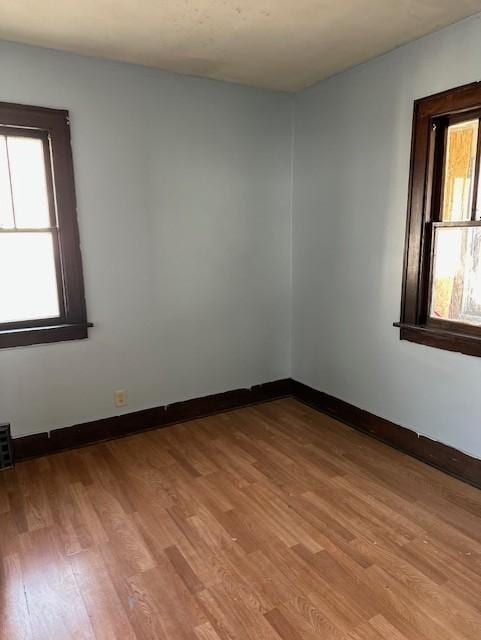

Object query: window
[0,102,89,348]
[396,82,481,357]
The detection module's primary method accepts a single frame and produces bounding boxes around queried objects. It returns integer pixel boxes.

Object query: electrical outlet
[114,389,126,408]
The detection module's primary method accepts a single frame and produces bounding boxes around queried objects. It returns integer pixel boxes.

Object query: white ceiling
[1,1,481,92]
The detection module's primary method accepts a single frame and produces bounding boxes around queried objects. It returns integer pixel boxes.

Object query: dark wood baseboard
[13,379,292,461]
[12,377,481,491]
[290,380,481,491]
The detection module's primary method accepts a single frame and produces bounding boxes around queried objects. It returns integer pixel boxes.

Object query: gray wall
[292,14,481,459]
[0,41,292,437]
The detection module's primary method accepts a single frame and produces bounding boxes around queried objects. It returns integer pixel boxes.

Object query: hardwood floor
[1,398,481,639]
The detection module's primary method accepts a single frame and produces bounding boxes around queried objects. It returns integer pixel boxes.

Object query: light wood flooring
[1,398,481,639]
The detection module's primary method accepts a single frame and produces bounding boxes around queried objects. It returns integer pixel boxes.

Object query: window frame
[396,82,481,358]
[0,101,90,349]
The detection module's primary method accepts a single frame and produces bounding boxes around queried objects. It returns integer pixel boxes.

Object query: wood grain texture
[2,398,481,639]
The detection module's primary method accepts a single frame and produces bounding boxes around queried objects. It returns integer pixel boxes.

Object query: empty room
[1,1,481,638]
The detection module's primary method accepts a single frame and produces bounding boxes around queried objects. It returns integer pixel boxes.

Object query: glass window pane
[7,136,51,228]
[0,232,60,323]
[430,225,481,326]
[441,119,479,222]
[0,136,14,229]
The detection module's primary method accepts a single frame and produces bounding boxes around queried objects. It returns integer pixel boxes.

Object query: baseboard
[290,380,481,490]
[12,377,481,491]
[13,378,292,461]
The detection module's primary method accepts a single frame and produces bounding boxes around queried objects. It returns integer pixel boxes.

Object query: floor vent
[0,424,13,470]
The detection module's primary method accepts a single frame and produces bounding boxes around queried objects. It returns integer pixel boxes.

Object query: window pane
[7,136,50,228]
[441,120,478,222]
[0,136,14,229]
[430,225,481,326]
[0,232,60,323]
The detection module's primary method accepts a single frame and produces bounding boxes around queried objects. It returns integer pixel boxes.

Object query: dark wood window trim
[396,82,481,358]
[0,102,90,349]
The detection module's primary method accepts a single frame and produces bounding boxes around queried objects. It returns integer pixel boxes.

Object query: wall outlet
[114,389,127,408]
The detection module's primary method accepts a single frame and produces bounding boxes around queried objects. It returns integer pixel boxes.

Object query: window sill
[394,322,481,358]
[0,322,93,349]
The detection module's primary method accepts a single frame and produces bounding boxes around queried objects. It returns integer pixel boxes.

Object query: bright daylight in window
[430,118,481,327]
[0,134,60,324]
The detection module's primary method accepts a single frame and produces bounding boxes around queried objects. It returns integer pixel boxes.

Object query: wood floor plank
[264,607,305,640]
[21,546,96,639]
[1,398,480,639]
[87,485,156,575]
[0,553,33,640]
[194,621,224,640]
[70,548,137,640]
